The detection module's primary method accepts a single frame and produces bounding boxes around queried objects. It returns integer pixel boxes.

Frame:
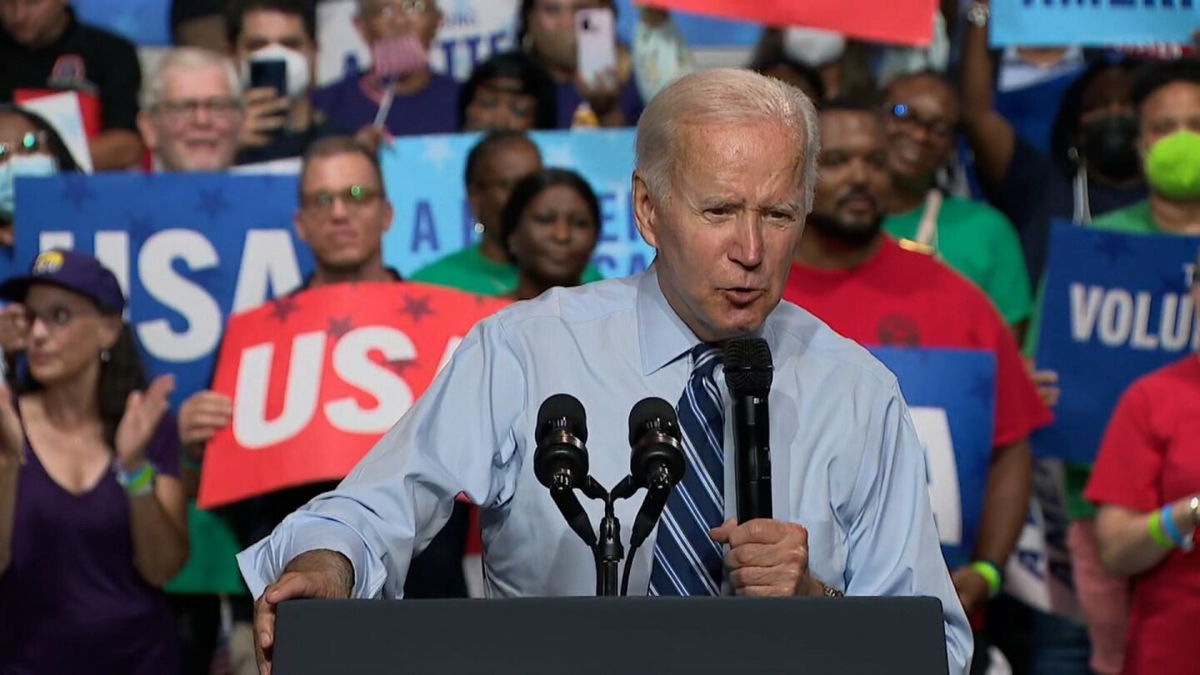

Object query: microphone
[626,397,685,549]
[724,338,773,522]
[534,394,596,546]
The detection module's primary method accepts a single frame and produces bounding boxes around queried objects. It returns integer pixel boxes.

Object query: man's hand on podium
[710,518,825,597]
[254,549,354,675]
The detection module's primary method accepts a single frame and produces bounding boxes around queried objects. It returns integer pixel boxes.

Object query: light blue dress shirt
[238,267,972,673]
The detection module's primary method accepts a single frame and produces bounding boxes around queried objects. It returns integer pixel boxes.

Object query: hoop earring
[100,349,111,363]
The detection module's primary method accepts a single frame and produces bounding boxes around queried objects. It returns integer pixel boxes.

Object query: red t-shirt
[784,238,1051,447]
[1085,356,1200,675]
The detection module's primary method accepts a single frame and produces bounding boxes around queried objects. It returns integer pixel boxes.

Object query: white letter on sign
[909,407,961,547]
[326,327,415,433]
[231,230,304,312]
[136,230,223,362]
[233,331,326,448]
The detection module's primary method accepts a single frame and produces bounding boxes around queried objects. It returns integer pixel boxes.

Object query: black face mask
[1078,115,1140,182]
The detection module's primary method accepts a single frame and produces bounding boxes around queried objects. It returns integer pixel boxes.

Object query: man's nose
[729,217,764,268]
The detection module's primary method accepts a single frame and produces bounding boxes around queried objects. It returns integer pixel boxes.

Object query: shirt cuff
[236,516,379,599]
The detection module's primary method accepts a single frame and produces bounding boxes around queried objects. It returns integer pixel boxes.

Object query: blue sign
[12,173,315,407]
[74,0,171,46]
[871,347,996,570]
[380,129,654,280]
[613,0,762,48]
[992,0,1199,47]
[1035,222,1200,464]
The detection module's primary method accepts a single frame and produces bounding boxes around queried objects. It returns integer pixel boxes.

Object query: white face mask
[242,44,312,99]
[782,27,846,68]
[0,154,58,220]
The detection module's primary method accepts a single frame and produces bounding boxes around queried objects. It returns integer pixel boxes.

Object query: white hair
[635,67,821,214]
[141,47,242,110]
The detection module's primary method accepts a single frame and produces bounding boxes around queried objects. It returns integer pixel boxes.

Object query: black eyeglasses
[886,103,956,141]
[300,185,384,214]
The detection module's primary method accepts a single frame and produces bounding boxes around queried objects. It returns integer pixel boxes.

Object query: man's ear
[631,171,660,250]
[136,112,157,154]
[293,210,310,244]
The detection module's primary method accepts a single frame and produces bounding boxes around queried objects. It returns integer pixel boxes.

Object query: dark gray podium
[274,596,950,674]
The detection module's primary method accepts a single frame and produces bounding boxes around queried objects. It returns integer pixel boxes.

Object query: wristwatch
[822,583,844,598]
[965,2,989,27]
[1190,496,1200,529]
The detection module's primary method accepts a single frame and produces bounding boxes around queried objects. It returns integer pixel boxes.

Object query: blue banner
[380,129,653,279]
[13,173,315,407]
[992,0,1199,47]
[1035,223,1200,464]
[613,0,763,47]
[871,347,996,570]
[73,0,171,46]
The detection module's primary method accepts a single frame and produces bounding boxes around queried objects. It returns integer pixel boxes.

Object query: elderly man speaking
[240,68,972,673]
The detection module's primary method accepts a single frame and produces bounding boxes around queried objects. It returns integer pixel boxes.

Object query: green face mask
[1145,130,1200,200]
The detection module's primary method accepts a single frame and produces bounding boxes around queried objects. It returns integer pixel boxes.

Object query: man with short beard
[784,101,1051,672]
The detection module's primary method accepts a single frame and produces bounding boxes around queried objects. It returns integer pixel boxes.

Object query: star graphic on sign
[126,212,156,236]
[541,142,575,168]
[270,296,300,322]
[327,316,354,338]
[385,357,419,377]
[195,187,231,220]
[421,137,454,171]
[60,174,96,209]
[968,373,994,408]
[397,295,435,323]
[1094,235,1133,265]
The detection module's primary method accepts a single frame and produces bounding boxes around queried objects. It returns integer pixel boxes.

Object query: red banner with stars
[197,282,510,508]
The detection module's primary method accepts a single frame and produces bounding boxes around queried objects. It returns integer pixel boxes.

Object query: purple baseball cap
[0,249,125,314]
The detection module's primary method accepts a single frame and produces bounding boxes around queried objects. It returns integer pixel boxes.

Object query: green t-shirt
[885,195,1032,325]
[1024,200,1163,521]
[163,502,247,595]
[410,244,604,296]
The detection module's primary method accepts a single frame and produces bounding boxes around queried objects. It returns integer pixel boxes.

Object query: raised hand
[114,375,174,471]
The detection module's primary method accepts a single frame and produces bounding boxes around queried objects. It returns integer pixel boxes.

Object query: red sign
[197,282,510,508]
[636,0,937,46]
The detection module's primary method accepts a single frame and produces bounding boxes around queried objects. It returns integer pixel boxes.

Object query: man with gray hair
[240,68,972,674]
[137,47,245,172]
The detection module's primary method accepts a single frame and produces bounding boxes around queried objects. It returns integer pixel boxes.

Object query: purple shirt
[310,70,459,137]
[0,416,181,675]
[554,76,644,129]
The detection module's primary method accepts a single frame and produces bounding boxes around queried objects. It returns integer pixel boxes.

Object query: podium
[274,596,950,674]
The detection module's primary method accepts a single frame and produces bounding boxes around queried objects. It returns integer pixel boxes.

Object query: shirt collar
[636,265,701,376]
[635,265,776,376]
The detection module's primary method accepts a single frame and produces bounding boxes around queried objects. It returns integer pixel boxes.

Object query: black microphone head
[537,393,588,443]
[724,338,773,396]
[627,396,679,446]
[628,397,685,488]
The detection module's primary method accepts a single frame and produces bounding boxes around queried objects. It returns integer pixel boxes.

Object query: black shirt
[993,135,1145,286]
[234,116,340,167]
[0,8,141,132]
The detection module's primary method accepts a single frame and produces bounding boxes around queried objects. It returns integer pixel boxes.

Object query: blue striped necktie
[649,343,726,596]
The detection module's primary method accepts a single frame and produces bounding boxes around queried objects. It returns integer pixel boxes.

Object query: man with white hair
[240,68,972,674]
[137,47,245,172]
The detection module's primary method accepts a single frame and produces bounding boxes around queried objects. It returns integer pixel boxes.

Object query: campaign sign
[317,0,519,86]
[197,282,510,508]
[870,347,996,570]
[13,173,315,406]
[74,0,171,46]
[992,0,1199,47]
[380,128,653,279]
[1035,223,1200,464]
[635,0,938,46]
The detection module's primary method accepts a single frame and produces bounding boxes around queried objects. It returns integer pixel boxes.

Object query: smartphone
[248,59,288,97]
[576,8,616,88]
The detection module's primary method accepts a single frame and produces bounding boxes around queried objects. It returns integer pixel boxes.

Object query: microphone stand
[581,477,629,596]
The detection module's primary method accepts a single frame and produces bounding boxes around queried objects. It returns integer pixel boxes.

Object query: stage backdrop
[13,173,314,407]
[1034,223,1200,465]
[991,0,1199,47]
[380,129,653,279]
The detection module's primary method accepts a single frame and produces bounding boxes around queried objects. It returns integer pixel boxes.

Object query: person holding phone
[518,0,644,128]
[226,0,336,166]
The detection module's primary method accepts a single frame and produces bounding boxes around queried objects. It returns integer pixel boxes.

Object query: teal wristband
[1162,505,1186,547]
[970,560,1003,599]
[179,452,203,473]
[116,461,156,496]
